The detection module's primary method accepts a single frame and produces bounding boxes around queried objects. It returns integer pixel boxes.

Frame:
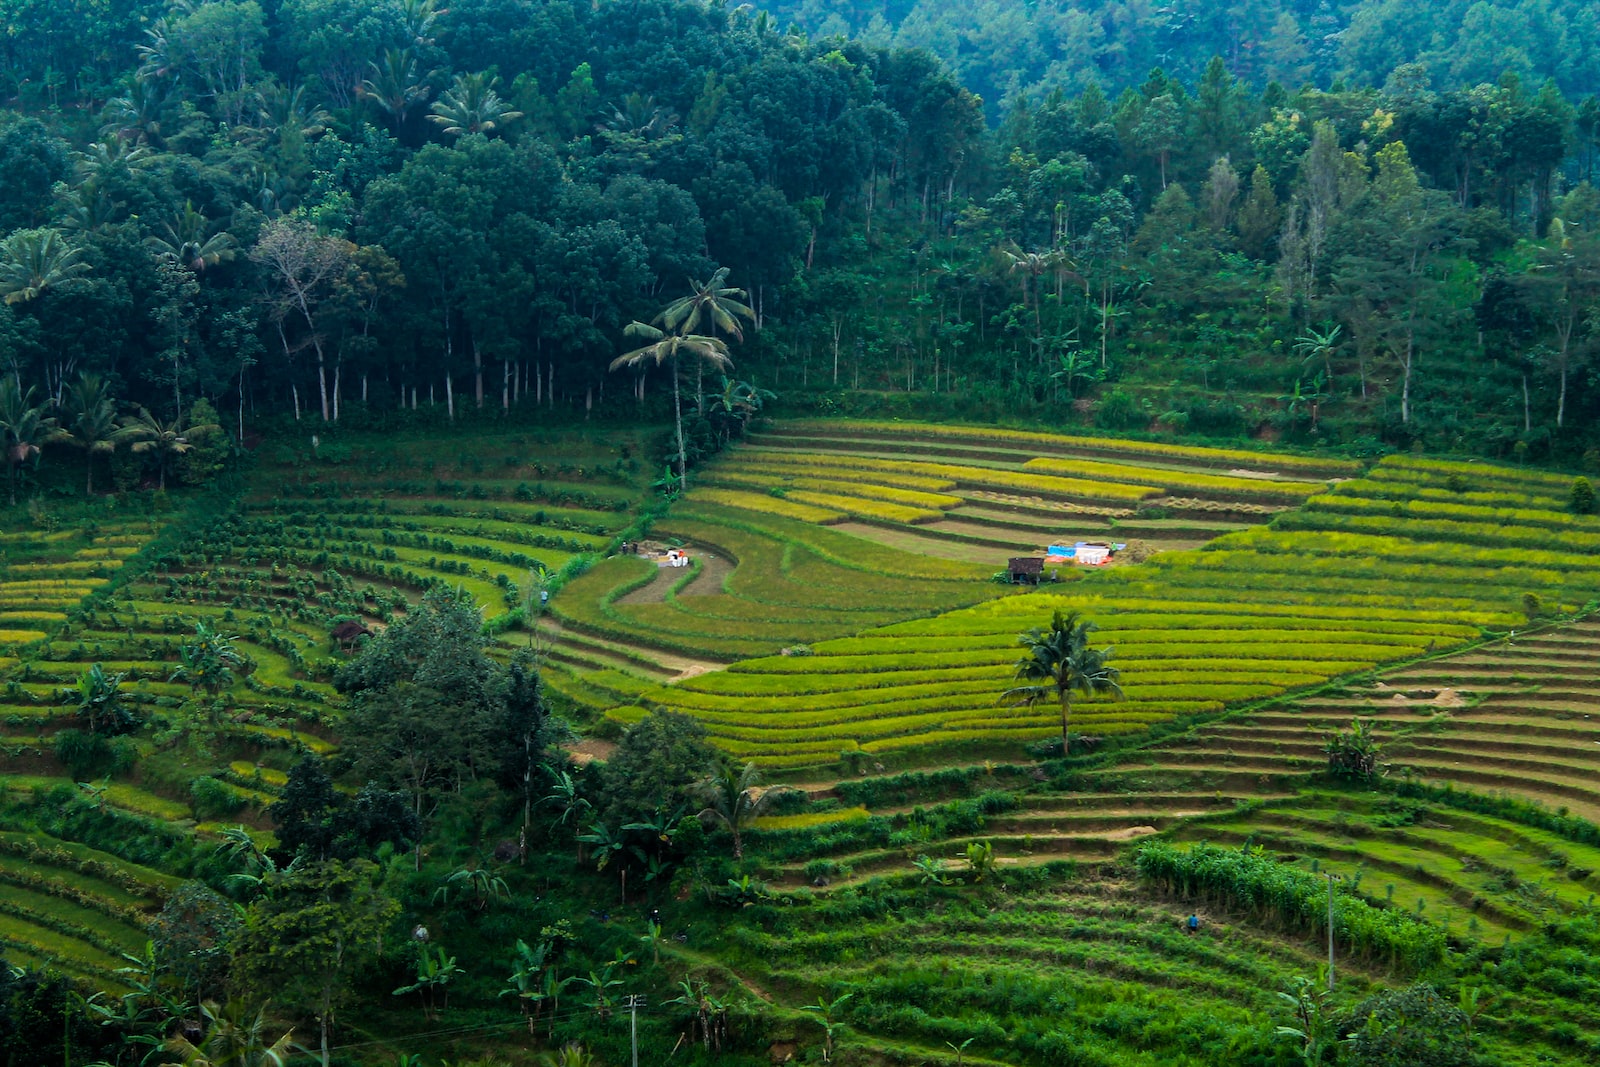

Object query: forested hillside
[764,0,1600,110]
[0,0,1597,497]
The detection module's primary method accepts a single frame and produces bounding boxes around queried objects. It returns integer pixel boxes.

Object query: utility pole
[1326,872,1341,991]
[626,994,646,1067]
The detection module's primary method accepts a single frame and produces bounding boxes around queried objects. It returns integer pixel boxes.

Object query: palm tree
[103,77,170,145]
[359,50,430,131]
[0,380,63,504]
[428,72,522,138]
[0,229,90,305]
[999,243,1078,337]
[146,202,236,272]
[74,139,152,183]
[657,266,756,404]
[160,998,298,1067]
[126,405,220,490]
[254,82,330,144]
[62,373,139,495]
[609,323,730,491]
[695,757,773,860]
[1002,609,1123,757]
[58,182,124,233]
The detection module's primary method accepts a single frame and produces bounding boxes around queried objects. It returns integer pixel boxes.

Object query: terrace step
[1397,761,1600,821]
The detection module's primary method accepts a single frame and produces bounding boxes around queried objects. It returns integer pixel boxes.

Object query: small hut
[1007,556,1045,584]
[331,620,373,652]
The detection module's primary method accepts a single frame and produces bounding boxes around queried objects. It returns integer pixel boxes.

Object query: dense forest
[0,0,1598,500]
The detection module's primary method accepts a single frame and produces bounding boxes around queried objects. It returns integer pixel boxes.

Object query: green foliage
[1341,984,1475,1067]
[1135,841,1447,972]
[599,710,719,826]
[1571,477,1595,514]
[1324,719,1384,782]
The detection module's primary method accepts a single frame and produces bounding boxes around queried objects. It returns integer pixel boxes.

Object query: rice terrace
[3,412,1600,1066]
[7,0,1600,1061]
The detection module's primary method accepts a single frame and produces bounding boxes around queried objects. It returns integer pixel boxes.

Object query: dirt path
[677,550,735,597]
[615,547,734,603]
[663,946,777,1003]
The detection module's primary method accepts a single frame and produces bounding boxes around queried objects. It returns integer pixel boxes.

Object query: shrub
[52,729,134,780]
[1571,476,1595,514]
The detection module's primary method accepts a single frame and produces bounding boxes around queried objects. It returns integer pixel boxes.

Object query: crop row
[732,461,958,492]
[782,489,944,525]
[1022,456,1328,501]
[1308,490,1600,534]
[780,419,1362,474]
[689,488,843,524]
[702,469,963,511]
[741,448,1159,502]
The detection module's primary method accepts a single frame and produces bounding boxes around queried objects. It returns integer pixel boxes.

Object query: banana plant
[393,945,463,1021]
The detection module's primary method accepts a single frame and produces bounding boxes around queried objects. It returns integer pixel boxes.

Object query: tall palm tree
[695,756,773,860]
[0,380,63,504]
[428,72,522,138]
[74,138,152,183]
[62,373,138,496]
[103,77,170,145]
[359,50,430,132]
[1002,609,1123,757]
[126,405,221,489]
[146,202,236,272]
[609,323,730,491]
[0,229,90,305]
[58,182,124,233]
[999,243,1080,337]
[656,267,755,412]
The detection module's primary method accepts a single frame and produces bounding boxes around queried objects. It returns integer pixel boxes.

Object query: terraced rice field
[0,810,179,988]
[0,429,659,819]
[722,419,1345,559]
[726,614,1600,1064]
[733,875,1388,1065]
[602,431,1597,769]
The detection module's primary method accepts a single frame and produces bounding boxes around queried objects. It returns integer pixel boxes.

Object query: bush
[1340,984,1474,1066]
[52,729,135,780]
[1571,476,1595,514]
[1094,389,1145,431]
[188,776,246,820]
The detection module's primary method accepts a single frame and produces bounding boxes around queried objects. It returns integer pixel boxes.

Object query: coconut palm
[609,322,731,491]
[146,202,236,272]
[74,139,152,183]
[103,77,170,145]
[160,998,298,1067]
[428,72,522,138]
[695,756,773,860]
[1002,609,1123,757]
[0,380,63,504]
[359,50,431,131]
[58,182,124,233]
[126,405,220,489]
[650,267,756,423]
[61,373,139,495]
[254,82,330,143]
[0,229,90,305]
